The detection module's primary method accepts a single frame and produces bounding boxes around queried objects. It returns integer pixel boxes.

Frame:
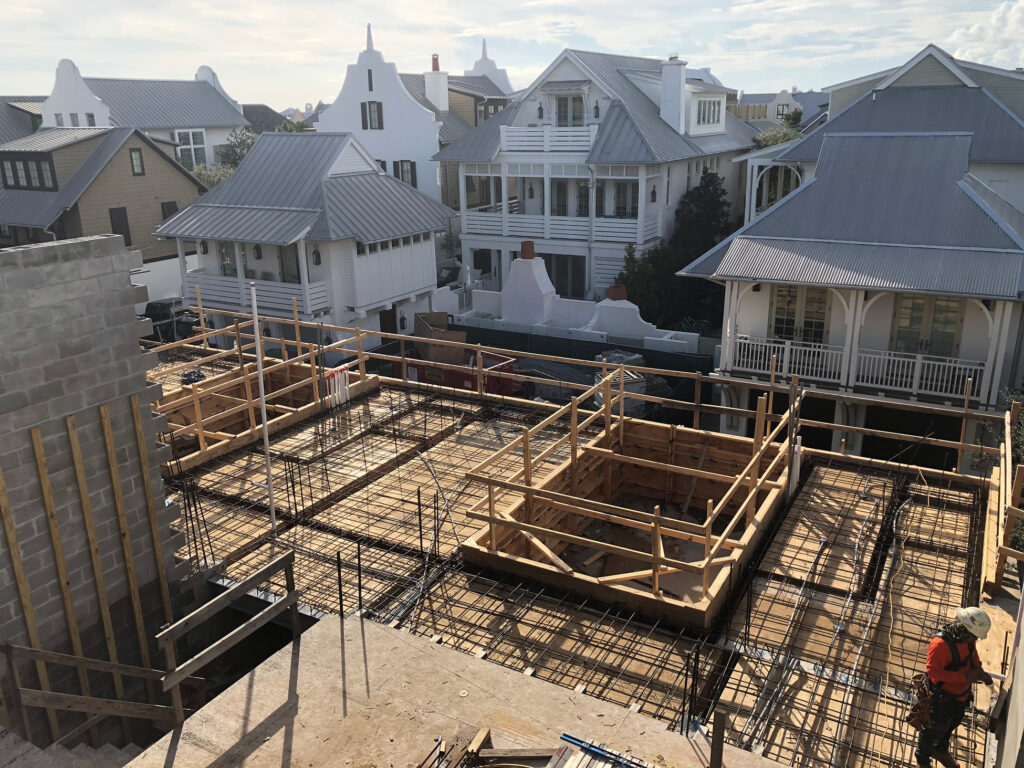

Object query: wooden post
[956,377,972,473]
[476,344,484,395]
[752,394,767,457]
[618,365,626,447]
[355,330,367,382]
[309,343,321,403]
[284,561,301,640]
[66,416,132,743]
[291,298,302,360]
[400,338,408,382]
[522,428,533,524]
[652,504,662,595]
[603,375,613,501]
[767,353,777,416]
[692,372,702,429]
[162,636,185,725]
[3,644,30,740]
[570,396,579,495]
[0,467,61,741]
[99,405,156,703]
[31,428,96,743]
[705,498,712,559]
[840,436,847,455]
[487,484,496,551]
[234,321,258,429]
[232,319,245,367]
[191,385,207,450]
[710,708,727,768]
[130,395,174,626]
[195,285,209,347]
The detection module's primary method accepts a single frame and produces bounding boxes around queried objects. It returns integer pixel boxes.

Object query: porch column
[721,281,736,370]
[298,238,311,313]
[500,163,509,236]
[842,290,864,388]
[981,302,1003,406]
[458,165,468,234]
[988,302,1013,406]
[543,163,551,240]
[233,241,245,306]
[636,165,647,245]
[176,238,187,297]
[848,291,868,388]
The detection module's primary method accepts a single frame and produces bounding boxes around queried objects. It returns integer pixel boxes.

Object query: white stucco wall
[860,293,894,350]
[969,162,1024,213]
[317,47,442,202]
[42,60,110,127]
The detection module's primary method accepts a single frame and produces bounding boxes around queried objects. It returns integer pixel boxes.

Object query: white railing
[184,271,330,316]
[500,125,598,152]
[594,218,639,241]
[549,216,590,239]
[465,211,646,244]
[855,349,984,398]
[732,336,844,383]
[507,214,545,237]
[642,213,660,242]
[464,211,503,235]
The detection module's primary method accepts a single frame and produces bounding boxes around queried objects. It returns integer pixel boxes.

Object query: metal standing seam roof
[0,127,113,152]
[779,85,1024,163]
[434,102,520,161]
[82,77,249,129]
[397,74,474,144]
[681,133,1024,299]
[587,102,655,163]
[448,75,506,99]
[243,103,287,134]
[0,101,38,144]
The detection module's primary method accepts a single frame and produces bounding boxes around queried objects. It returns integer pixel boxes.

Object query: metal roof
[738,92,778,104]
[434,103,520,161]
[682,133,1024,298]
[0,127,113,152]
[539,80,592,91]
[243,104,286,134]
[82,77,249,129]
[587,102,655,163]
[448,75,506,99]
[2,97,46,116]
[158,132,455,245]
[0,101,37,144]
[780,85,1024,163]
[397,74,473,144]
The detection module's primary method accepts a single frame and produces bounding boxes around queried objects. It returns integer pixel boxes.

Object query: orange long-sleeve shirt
[926,635,980,699]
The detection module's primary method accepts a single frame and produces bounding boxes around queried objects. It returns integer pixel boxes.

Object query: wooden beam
[798,418,999,455]
[19,689,184,723]
[584,446,738,485]
[0,467,60,741]
[99,404,156,702]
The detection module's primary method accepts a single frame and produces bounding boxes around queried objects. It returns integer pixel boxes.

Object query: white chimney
[424,53,449,112]
[660,56,687,134]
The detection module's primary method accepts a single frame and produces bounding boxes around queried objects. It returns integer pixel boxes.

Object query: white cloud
[949,1,1024,69]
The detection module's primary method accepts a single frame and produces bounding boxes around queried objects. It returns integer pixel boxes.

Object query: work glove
[965,668,993,685]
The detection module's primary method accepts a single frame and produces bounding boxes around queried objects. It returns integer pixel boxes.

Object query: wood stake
[30,428,96,743]
[767,353,777,416]
[356,330,367,382]
[618,365,626,447]
[99,404,156,703]
[66,416,132,743]
[705,498,713,559]
[476,344,484,395]
[130,396,173,625]
[693,372,702,429]
[195,285,209,347]
[400,339,408,382]
[309,343,320,403]
[292,298,302,361]
[235,321,257,429]
[487,484,496,551]
[603,374,613,501]
[570,396,579,495]
[957,377,972,473]
[652,504,663,595]
[191,385,207,450]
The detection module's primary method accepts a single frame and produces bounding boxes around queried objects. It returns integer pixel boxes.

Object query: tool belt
[906,673,933,731]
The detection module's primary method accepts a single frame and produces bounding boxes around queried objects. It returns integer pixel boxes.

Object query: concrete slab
[128,615,783,768]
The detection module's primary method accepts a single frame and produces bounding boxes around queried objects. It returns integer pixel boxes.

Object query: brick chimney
[424,54,449,111]
[520,240,535,259]
[607,284,627,301]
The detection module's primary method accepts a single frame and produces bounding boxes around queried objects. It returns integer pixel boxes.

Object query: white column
[233,241,245,306]
[636,165,647,244]
[500,163,509,236]
[989,302,1013,406]
[458,165,468,235]
[847,291,868,388]
[721,281,736,370]
[543,163,551,240]
[176,238,187,297]
[298,238,311,314]
[982,302,1005,406]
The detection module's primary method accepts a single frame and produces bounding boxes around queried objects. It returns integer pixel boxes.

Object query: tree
[754,124,800,148]
[781,108,803,129]
[275,119,308,132]
[616,169,735,329]
[219,127,255,168]
[191,163,235,189]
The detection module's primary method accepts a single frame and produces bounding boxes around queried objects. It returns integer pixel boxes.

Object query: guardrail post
[781,340,792,377]
[710,708,727,768]
[476,344,484,394]
[912,354,923,393]
[161,633,185,724]
[2,644,30,740]
[400,338,408,382]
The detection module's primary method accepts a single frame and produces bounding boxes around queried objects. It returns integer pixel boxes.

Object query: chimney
[659,55,687,134]
[424,54,449,111]
[520,240,535,259]
[607,284,627,301]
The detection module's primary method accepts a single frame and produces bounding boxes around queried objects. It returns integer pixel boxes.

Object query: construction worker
[915,607,993,768]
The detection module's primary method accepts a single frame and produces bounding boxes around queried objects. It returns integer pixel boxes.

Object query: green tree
[781,108,803,129]
[275,119,309,132]
[191,163,235,189]
[615,169,734,329]
[219,127,255,168]
[754,124,800,148]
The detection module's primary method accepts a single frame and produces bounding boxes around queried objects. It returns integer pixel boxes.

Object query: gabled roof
[243,104,286,134]
[682,133,1024,300]
[0,98,41,144]
[448,75,506,99]
[779,86,1024,163]
[0,127,204,229]
[398,74,474,144]
[157,132,455,246]
[437,49,756,163]
[82,77,248,129]
[2,97,46,116]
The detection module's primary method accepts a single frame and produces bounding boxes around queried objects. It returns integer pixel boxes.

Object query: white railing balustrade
[184,271,330,316]
[854,349,984,398]
[732,336,844,383]
[500,125,598,152]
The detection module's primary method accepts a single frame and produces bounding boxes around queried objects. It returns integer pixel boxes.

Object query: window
[402,236,411,245]
[160,201,178,220]
[356,241,366,255]
[394,160,417,188]
[27,163,39,187]
[130,148,145,176]
[69,113,80,127]
[697,99,721,126]
[776,104,790,120]
[175,130,207,170]
[54,113,64,127]
[380,240,389,251]
[550,179,568,216]
[367,70,373,91]
[2,161,13,186]
[771,286,828,344]
[108,207,132,247]
[218,242,237,276]
[890,296,963,357]
[361,101,383,130]
[613,181,638,218]
[14,161,26,186]
[539,252,586,298]
[1,157,57,191]
[0,225,10,239]
[279,243,300,284]
[376,159,386,171]
[368,242,378,253]
[555,95,584,127]
[413,233,421,243]
[40,163,53,188]
[422,231,431,241]
[86,113,96,127]
[575,180,589,217]
[595,180,605,217]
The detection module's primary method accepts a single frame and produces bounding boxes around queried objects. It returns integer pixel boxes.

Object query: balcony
[729,336,985,399]
[464,209,650,244]
[184,270,330,317]
[500,125,598,152]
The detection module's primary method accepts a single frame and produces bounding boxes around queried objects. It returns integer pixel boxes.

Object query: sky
[5,0,1024,110]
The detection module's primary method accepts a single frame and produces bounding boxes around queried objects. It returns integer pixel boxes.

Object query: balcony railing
[464,211,643,243]
[184,271,330,316]
[733,336,844,383]
[855,349,984,398]
[500,125,599,152]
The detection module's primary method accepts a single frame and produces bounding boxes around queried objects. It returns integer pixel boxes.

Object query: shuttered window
[108,207,132,247]
[394,160,417,188]
[361,101,383,130]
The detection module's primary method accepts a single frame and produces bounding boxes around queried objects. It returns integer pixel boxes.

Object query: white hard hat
[956,606,992,640]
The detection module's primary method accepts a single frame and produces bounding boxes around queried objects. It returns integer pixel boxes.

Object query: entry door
[379,307,398,335]
[771,286,829,344]
[890,296,963,357]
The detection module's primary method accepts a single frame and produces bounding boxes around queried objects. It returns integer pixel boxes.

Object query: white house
[436,49,757,302]
[317,26,511,208]
[731,89,827,130]
[681,45,1024,461]
[155,131,456,338]
[40,59,248,170]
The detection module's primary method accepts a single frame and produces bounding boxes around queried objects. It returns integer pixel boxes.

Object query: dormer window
[696,99,721,126]
[555,95,584,127]
[1,155,58,191]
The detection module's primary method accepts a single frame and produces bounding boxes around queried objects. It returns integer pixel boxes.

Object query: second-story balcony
[499,125,599,153]
[184,269,331,318]
[464,203,660,245]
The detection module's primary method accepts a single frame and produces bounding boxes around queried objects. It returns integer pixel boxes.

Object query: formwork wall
[0,236,184,741]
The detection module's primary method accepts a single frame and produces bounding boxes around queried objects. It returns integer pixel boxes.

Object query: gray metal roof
[587,102,655,162]
[434,103,520,161]
[0,101,38,144]
[448,75,506,99]
[791,91,828,123]
[397,74,473,144]
[539,80,592,91]
[83,77,249,129]
[738,93,778,104]
[780,85,1024,163]
[0,127,113,152]
[243,104,286,134]
[158,131,454,246]
[682,133,1024,298]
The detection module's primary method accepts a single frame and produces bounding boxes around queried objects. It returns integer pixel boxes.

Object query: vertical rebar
[356,541,363,613]
[418,488,425,559]
[336,550,344,615]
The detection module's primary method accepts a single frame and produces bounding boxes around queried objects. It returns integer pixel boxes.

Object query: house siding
[827,76,887,116]
[889,57,963,88]
[968,69,1024,122]
[74,137,202,262]
[51,135,106,186]
[449,91,476,128]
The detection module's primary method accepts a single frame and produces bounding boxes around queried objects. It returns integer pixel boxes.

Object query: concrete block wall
[0,236,186,742]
